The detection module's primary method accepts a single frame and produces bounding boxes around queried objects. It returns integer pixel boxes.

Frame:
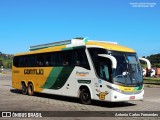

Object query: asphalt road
[0,74,160,120]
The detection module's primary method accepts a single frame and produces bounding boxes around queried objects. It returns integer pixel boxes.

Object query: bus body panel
[12,67,52,92]
[41,66,95,98]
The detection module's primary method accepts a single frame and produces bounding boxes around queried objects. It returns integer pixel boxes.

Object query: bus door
[96,57,112,100]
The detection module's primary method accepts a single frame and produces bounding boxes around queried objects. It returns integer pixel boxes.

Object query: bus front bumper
[110,89,144,102]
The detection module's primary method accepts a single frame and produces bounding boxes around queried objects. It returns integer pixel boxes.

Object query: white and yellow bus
[12,38,144,104]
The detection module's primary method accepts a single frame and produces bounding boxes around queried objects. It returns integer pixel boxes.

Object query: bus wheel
[28,83,34,96]
[80,89,91,105]
[21,83,27,95]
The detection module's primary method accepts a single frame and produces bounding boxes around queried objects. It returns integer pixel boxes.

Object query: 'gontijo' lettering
[24,69,44,75]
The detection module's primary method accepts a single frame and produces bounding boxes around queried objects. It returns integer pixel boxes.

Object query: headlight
[106,85,122,92]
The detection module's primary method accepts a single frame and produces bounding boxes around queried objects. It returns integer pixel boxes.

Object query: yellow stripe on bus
[86,41,135,53]
[14,45,66,56]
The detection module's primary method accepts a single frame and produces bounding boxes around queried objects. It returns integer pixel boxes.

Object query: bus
[12,38,144,104]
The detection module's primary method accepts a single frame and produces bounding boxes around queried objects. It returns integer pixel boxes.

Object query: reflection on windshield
[112,53,142,86]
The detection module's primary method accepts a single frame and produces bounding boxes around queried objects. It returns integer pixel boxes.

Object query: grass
[143,77,160,85]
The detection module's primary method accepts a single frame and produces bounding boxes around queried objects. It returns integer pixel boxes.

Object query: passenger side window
[62,51,72,66]
[36,54,45,66]
[95,57,111,81]
[73,49,90,70]
[99,62,109,81]
[13,48,90,69]
[51,53,58,66]
[44,53,51,66]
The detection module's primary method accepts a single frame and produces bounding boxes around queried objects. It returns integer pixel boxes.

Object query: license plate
[130,96,135,100]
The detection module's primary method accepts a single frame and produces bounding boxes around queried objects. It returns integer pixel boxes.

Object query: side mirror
[139,57,151,69]
[98,54,117,69]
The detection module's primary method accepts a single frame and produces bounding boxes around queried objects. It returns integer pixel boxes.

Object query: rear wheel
[21,83,27,95]
[28,83,34,96]
[80,88,91,105]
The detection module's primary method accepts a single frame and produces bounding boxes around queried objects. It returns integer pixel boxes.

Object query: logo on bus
[97,92,108,100]
[24,69,44,75]
[76,71,89,77]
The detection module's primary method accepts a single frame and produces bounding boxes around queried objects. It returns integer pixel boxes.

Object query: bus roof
[86,41,135,53]
[14,38,135,56]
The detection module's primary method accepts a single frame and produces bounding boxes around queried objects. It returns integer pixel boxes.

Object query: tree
[146,53,160,68]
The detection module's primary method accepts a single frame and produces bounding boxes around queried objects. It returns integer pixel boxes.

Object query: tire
[28,83,34,96]
[21,83,28,95]
[80,88,91,105]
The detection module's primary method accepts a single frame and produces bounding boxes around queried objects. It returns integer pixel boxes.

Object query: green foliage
[144,77,160,85]
[146,53,160,68]
[0,53,13,68]
[140,54,160,68]
[140,56,147,69]
[140,62,147,69]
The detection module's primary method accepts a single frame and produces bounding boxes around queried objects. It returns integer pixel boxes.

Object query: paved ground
[0,74,160,120]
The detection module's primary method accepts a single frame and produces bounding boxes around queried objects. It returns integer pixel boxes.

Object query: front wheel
[80,89,91,105]
[28,83,34,96]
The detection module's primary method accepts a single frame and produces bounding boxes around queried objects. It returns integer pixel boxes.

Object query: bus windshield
[112,52,143,86]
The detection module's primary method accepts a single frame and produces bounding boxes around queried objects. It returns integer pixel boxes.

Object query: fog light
[114,96,117,99]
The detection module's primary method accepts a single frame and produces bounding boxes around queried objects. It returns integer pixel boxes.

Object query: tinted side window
[88,48,107,63]
[73,49,90,70]
[51,53,58,66]
[62,50,72,66]
[13,56,19,67]
[88,48,111,81]
[95,57,112,81]
[13,49,90,69]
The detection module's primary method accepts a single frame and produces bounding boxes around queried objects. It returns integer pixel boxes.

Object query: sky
[0,0,159,57]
